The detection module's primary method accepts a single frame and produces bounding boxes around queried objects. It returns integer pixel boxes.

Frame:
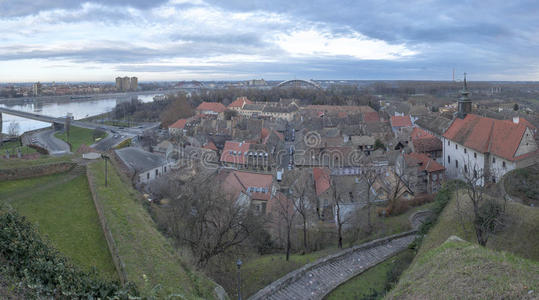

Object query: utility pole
[236,259,242,300]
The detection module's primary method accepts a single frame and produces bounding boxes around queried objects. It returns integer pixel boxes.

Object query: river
[0,93,161,135]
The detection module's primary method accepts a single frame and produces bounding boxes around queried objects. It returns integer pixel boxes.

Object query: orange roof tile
[390,115,412,128]
[169,118,188,129]
[313,167,331,196]
[223,170,273,202]
[405,152,445,173]
[443,114,535,161]
[228,96,252,108]
[220,141,251,164]
[363,111,380,123]
[196,101,227,113]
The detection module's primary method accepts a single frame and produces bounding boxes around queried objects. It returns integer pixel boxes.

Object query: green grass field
[386,238,538,299]
[0,140,37,155]
[325,250,415,300]
[55,126,106,151]
[0,171,117,279]
[87,160,216,298]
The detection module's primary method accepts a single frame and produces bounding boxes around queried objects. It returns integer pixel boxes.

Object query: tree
[274,192,297,261]
[224,109,238,120]
[361,166,379,232]
[374,139,385,151]
[330,178,356,249]
[163,176,257,267]
[8,121,19,136]
[160,94,193,127]
[287,169,315,253]
[460,161,506,246]
[513,103,519,111]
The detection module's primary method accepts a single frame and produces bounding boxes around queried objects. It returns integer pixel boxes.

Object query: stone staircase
[249,232,416,300]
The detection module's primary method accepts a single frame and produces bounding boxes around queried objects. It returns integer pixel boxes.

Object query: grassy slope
[0,140,37,155]
[386,238,539,299]
[54,126,106,151]
[418,189,539,261]
[504,163,538,205]
[87,160,216,298]
[325,249,414,300]
[0,172,117,279]
[0,154,75,169]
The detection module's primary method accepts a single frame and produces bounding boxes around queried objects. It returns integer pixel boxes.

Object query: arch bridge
[277,79,322,89]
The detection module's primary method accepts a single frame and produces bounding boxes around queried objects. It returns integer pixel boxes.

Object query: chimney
[513,116,519,124]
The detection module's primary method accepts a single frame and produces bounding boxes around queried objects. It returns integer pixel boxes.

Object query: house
[115,147,172,184]
[363,111,381,123]
[443,115,537,185]
[410,127,443,162]
[195,101,227,118]
[228,96,253,111]
[313,167,332,220]
[396,152,445,194]
[390,115,413,134]
[222,170,274,214]
[220,141,270,170]
[349,135,376,155]
[168,118,188,135]
[442,78,538,185]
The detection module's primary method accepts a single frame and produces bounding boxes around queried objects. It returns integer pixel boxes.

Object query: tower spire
[457,72,471,118]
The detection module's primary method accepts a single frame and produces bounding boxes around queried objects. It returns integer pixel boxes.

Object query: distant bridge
[0,107,104,132]
[277,79,322,89]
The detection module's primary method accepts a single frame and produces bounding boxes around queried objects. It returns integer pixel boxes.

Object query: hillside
[418,189,539,261]
[504,163,539,206]
[386,236,538,299]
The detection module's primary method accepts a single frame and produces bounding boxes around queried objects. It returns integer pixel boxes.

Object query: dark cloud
[0,0,169,17]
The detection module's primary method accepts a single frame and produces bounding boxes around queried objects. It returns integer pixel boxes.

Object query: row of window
[447,141,478,158]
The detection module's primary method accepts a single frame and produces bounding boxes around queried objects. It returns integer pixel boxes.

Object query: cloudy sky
[0,0,538,82]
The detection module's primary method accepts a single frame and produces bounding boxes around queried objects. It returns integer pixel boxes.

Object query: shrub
[0,209,137,299]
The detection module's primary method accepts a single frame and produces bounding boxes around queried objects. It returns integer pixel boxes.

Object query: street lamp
[101,154,109,187]
[236,259,242,300]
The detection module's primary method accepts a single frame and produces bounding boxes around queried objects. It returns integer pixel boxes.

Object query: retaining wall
[0,162,75,180]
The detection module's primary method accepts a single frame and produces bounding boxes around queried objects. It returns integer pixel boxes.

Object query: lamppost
[101,154,109,187]
[236,259,242,300]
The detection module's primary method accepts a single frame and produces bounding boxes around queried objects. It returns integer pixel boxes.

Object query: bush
[0,209,137,299]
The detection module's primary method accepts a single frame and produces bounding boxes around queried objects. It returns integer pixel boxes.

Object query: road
[31,129,71,155]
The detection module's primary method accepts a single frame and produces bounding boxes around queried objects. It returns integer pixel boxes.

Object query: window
[493,157,496,163]
[448,155,451,164]
[147,173,150,179]
[455,144,458,150]
[503,161,506,168]
[473,169,477,178]
[464,148,467,154]
[155,169,158,176]
[455,160,458,168]
[464,165,468,173]
[164,166,167,173]
[448,140,450,146]
[474,152,477,159]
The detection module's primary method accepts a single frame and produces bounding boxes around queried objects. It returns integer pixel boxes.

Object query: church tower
[457,73,472,118]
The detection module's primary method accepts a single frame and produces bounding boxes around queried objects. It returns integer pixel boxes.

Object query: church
[442,75,537,185]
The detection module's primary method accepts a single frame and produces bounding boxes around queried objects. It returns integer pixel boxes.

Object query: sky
[0,0,538,82]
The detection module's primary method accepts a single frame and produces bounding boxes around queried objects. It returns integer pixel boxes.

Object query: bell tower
[457,73,472,118]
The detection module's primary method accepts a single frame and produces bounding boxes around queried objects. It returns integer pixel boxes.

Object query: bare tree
[270,192,297,261]
[361,166,379,233]
[288,169,315,253]
[8,121,19,136]
[330,178,355,249]
[461,161,506,246]
[164,177,256,267]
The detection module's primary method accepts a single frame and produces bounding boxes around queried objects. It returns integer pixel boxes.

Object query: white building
[115,147,172,184]
[442,77,537,185]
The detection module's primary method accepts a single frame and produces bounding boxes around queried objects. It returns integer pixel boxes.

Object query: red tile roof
[169,118,188,129]
[228,96,252,108]
[411,127,434,140]
[411,127,442,153]
[261,128,284,144]
[405,152,445,173]
[196,101,227,113]
[313,167,331,196]
[267,192,293,217]
[220,141,251,164]
[223,170,273,202]
[363,111,381,123]
[443,114,536,161]
[203,141,218,151]
[390,115,412,128]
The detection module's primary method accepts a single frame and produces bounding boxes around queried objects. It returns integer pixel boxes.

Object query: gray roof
[115,147,167,173]
[414,116,452,136]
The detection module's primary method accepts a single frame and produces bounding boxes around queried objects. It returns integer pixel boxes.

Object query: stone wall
[0,162,75,181]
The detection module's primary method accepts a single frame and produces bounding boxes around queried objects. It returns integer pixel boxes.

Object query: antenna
[452,68,455,82]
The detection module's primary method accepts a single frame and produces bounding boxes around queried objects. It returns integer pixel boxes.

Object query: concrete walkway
[249,231,417,300]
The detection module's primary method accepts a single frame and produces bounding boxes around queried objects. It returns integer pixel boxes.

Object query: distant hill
[386,236,538,299]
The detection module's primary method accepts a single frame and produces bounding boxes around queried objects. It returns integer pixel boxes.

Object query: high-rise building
[32,82,42,96]
[130,77,138,91]
[115,76,137,91]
